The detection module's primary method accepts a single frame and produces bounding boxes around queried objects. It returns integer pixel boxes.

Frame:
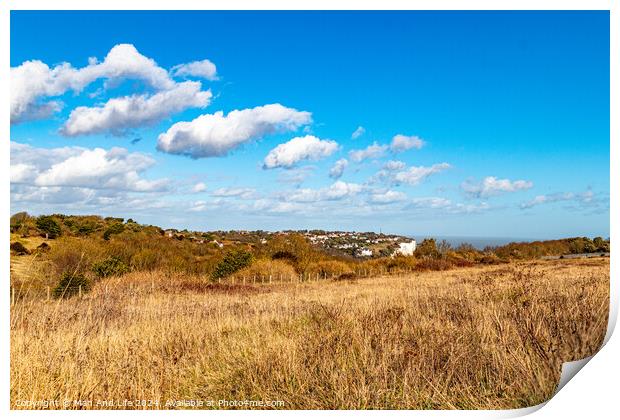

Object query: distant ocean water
[403,235,540,250]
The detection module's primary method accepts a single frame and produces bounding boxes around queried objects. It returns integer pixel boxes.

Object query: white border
[1,1,616,419]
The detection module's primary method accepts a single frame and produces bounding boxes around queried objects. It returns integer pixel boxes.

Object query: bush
[53,272,91,299]
[92,256,129,278]
[272,250,298,263]
[10,241,30,255]
[36,216,61,239]
[10,212,30,233]
[47,237,106,277]
[384,255,418,273]
[103,223,125,240]
[414,238,440,259]
[130,248,160,271]
[36,242,51,253]
[211,249,253,280]
[415,258,454,271]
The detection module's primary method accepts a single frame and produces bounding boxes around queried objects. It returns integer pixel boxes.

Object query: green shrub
[10,241,30,255]
[211,249,253,280]
[92,256,129,278]
[36,215,61,239]
[103,223,125,240]
[53,272,91,299]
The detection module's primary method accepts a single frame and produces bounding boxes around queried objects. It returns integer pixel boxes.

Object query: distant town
[162,228,417,259]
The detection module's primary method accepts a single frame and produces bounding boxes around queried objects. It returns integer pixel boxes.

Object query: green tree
[593,237,610,253]
[35,215,61,239]
[211,249,253,280]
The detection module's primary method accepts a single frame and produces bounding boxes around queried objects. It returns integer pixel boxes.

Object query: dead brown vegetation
[10,258,609,410]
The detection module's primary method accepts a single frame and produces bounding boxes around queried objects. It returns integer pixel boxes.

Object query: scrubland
[10,258,609,409]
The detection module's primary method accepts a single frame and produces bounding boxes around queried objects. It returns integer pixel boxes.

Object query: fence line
[9,267,417,304]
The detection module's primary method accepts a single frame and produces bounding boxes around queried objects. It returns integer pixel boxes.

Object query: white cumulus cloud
[157,104,312,158]
[461,176,533,198]
[61,81,211,136]
[11,43,176,123]
[329,158,349,179]
[263,135,339,169]
[10,141,168,193]
[390,134,425,153]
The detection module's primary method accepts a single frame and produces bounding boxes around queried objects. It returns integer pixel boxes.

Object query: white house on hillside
[396,240,417,256]
[358,248,373,257]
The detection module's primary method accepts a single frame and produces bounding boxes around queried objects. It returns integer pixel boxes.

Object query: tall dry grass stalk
[10,258,609,409]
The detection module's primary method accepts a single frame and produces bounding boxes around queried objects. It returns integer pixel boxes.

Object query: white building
[358,248,373,257]
[396,240,417,256]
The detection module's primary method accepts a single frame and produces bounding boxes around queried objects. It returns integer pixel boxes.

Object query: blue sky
[10,11,609,239]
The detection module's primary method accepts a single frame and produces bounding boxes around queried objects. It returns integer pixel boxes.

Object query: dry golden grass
[10,258,609,410]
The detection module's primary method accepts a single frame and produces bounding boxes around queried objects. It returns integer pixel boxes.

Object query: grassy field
[10,258,609,409]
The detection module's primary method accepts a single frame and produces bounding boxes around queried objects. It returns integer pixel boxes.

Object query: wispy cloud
[520,190,606,212]
[392,163,451,186]
[171,59,218,81]
[351,126,365,139]
[349,142,388,162]
[461,176,533,198]
[191,182,207,193]
[211,187,256,199]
